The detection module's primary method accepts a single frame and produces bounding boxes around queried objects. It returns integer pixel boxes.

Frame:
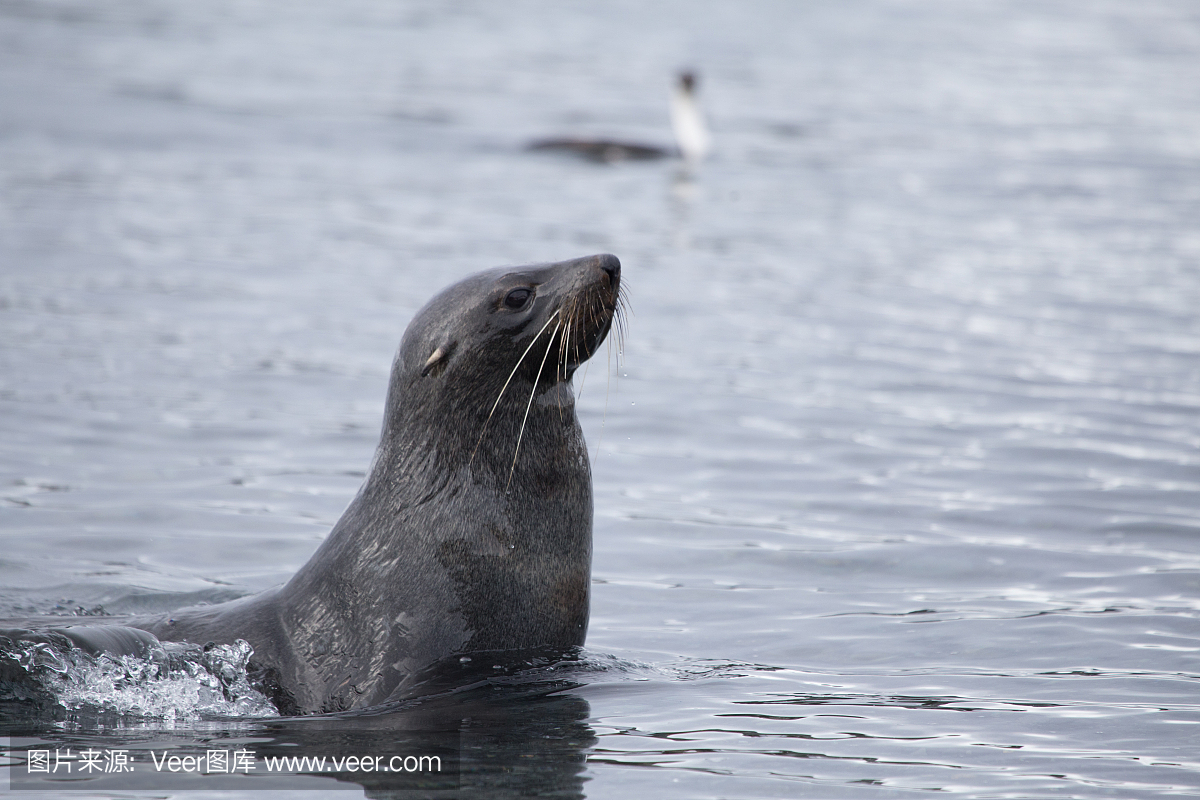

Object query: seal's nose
[594,253,621,284]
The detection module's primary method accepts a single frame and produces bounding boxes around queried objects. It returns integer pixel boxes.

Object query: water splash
[3,636,278,720]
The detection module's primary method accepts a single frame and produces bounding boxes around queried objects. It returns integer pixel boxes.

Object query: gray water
[2,0,1200,796]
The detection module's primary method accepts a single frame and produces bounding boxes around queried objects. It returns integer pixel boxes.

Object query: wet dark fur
[135,254,623,713]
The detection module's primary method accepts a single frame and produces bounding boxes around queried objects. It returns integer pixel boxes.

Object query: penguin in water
[529,71,710,164]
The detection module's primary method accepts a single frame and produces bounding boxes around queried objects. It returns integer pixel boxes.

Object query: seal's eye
[503,288,533,310]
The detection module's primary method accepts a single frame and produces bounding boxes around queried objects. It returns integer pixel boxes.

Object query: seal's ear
[421,343,453,377]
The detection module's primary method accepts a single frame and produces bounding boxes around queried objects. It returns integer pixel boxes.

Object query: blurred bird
[528,71,710,164]
[669,72,710,163]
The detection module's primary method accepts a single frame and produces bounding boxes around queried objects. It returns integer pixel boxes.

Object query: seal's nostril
[595,253,621,282]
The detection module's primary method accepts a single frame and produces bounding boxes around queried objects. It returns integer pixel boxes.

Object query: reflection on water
[2,0,1199,797]
[6,678,594,796]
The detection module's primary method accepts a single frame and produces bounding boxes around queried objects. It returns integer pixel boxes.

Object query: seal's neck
[377,375,580,486]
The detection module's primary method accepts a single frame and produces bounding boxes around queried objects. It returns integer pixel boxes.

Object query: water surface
[2,0,1199,796]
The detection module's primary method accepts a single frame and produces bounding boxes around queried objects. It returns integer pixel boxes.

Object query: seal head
[145,253,622,713]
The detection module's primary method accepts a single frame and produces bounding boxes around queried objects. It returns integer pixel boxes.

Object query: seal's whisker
[553,301,568,418]
[575,293,602,398]
[569,295,580,364]
[471,309,561,465]
[507,320,561,491]
[575,348,592,397]
[590,323,615,466]
[557,297,577,416]
[612,281,629,358]
[558,297,575,385]
[586,272,628,465]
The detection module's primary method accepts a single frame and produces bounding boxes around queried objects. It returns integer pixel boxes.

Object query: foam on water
[3,636,277,720]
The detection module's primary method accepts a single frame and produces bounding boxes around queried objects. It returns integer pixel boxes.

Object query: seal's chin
[547,283,621,380]
[561,320,613,373]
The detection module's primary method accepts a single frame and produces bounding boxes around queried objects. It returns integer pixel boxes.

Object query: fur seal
[131,253,623,714]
